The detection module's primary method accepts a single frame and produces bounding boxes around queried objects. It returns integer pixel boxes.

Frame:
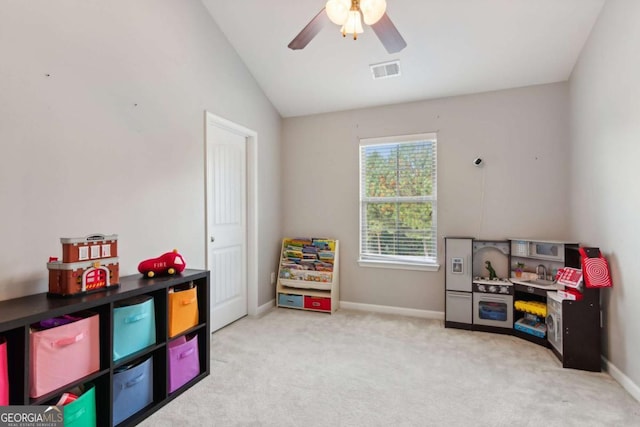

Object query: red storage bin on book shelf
[29,313,100,398]
[0,337,8,405]
[304,296,331,312]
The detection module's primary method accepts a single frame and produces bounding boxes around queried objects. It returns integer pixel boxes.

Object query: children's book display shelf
[0,269,210,427]
[276,238,339,314]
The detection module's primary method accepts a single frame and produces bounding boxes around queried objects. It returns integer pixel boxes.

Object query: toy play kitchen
[445,237,608,372]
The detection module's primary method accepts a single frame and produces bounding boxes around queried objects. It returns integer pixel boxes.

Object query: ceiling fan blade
[371,13,407,54]
[288,8,330,50]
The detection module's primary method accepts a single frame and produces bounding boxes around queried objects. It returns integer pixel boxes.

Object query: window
[90,245,101,259]
[102,244,111,258]
[78,246,89,261]
[359,133,437,270]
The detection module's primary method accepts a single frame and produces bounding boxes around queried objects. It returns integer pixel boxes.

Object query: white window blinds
[359,133,437,266]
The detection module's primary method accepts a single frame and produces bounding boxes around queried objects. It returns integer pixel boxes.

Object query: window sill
[357,259,440,272]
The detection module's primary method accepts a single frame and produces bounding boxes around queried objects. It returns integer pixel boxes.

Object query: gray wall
[282,83,570,311]
[5,0,633,396]
[569,0,640,392]
[0,0,282,306]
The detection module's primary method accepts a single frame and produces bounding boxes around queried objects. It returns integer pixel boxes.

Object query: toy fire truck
[47,234,120,297]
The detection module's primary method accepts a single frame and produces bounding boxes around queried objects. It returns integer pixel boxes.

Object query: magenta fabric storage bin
[0,337,8,405]
[168,334,200,393]
[29,313,100,398]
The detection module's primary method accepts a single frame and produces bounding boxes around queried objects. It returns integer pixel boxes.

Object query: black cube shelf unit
[0,269,210,427]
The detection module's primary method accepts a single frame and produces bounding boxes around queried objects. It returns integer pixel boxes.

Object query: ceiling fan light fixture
[360,0,387,25]
[325,0,350,25]
[288,0,406,53]
[341,9,364,39]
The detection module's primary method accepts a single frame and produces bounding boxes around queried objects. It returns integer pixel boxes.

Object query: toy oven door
[473,293,513,329]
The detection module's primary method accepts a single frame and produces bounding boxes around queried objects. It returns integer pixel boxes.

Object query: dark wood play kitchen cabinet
[0,269,210,426]
[445,237,602,372]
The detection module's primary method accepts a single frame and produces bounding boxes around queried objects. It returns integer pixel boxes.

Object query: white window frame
[90,245,101,259]
[358,133,439,272]
[102,244,111,258]
[78,246,89,261]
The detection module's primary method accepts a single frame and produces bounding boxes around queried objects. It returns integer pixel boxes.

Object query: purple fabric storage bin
[168,334,200,393]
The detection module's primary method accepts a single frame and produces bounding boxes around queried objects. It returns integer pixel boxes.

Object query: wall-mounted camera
[473,158,483,167]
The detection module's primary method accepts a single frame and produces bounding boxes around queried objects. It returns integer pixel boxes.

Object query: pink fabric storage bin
[0,337,8,405]
[168,334,200,393]
[29,313,100,398]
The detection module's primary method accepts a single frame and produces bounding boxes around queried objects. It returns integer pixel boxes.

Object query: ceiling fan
[288,0,407,54]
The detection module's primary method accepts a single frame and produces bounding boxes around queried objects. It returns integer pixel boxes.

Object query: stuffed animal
[138,249,186,278]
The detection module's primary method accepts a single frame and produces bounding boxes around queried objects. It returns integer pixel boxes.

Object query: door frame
[204,111,259,317]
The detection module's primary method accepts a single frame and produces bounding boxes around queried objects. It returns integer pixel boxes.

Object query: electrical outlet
[270,272,276,284]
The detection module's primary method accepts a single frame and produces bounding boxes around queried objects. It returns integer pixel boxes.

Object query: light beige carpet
[140,308,640,426]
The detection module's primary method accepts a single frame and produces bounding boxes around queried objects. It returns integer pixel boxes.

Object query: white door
[206,119,248,332]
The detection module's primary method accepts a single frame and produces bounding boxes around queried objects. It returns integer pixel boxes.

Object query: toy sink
[519,278,559,289]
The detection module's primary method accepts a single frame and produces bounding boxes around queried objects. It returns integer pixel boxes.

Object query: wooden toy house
[47,234,120,296]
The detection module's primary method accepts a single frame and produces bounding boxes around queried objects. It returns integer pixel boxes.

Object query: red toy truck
[138,249,186,278]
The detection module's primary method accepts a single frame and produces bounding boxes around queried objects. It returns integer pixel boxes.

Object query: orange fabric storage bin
[168,286,199,338]
[29,313,100,398]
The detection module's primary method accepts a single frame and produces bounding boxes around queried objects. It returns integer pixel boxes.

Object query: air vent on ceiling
[370,60,401,80]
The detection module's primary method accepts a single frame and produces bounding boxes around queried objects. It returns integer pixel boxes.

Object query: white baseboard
[255,299,275,317]
[602,356,640,403]
[339,301,444,320]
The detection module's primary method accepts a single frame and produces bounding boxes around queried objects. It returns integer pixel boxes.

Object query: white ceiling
[202,0,605,118]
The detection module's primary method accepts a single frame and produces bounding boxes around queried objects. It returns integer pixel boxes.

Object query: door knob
[210,237,215,243]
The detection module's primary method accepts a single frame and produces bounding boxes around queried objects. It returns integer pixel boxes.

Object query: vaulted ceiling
[202,0,605,118]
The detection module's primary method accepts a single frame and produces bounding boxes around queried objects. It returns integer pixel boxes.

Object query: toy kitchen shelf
[510,277,561,347]
[0,269,210,427]
[276,238,339,314]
